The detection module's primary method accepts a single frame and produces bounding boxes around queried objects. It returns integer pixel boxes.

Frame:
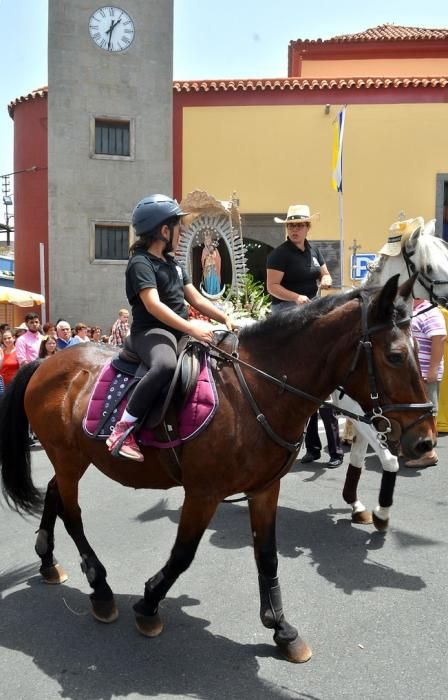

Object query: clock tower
[48,0,173,327]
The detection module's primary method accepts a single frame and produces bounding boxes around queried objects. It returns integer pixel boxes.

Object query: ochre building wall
[180,101,448,283]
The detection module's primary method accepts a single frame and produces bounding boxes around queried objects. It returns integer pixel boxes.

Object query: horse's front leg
[249,480,311,663]
[133,492,218,637]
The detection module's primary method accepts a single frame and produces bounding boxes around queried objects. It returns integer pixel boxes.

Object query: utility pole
[1,174,14,247]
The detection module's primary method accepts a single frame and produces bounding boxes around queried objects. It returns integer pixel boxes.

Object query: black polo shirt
[267,238,325,304]
[126,250,191,334]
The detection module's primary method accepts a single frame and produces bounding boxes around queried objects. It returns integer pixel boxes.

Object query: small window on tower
[95,119,130,156]
[90,116,135,160]
[93,224,130,261]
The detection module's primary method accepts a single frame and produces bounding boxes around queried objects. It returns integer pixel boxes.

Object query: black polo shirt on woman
[126,249,191,334]
[266,238,325,305]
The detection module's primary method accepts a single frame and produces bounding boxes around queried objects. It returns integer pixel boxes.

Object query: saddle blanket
[83,354,218,448]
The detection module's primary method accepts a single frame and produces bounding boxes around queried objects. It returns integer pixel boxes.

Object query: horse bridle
[208,292,434,455]
[402,244,448,308]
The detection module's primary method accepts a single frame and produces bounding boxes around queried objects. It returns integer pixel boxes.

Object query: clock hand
[106,18,122,48]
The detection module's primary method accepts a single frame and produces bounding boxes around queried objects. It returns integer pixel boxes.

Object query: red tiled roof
[8,86,48,117]
[293,24,448,45]
[174,76,448,93]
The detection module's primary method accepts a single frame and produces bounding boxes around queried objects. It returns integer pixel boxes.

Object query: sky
[1,0,447,214]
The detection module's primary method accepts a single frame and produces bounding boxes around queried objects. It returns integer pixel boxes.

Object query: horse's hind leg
[35,476,68,584]
[133,493,218,637]
[249,481,312,663]
[55,468,118,624]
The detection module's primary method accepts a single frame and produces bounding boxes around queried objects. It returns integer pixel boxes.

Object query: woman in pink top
[0,329,20,386]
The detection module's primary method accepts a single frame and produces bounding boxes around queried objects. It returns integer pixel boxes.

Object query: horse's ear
[370,274,400,321]
[423,219,436,237]
[398,272,418,301]
[407,226,422,249]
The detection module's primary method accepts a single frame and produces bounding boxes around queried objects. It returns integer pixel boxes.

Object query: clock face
[89,6,135,52]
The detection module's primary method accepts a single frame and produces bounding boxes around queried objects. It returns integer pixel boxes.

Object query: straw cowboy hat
[378,217,424,256]
[274,204,320,224]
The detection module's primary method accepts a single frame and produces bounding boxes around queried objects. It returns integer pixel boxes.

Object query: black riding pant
[126,328,179,419]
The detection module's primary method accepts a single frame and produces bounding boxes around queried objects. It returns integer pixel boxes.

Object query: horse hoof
[352,510,373,525]
[135,612,164,637]
[91,598,119,623]
[40,564,68,585]
[372,512,389,531]
[276,636,312,663]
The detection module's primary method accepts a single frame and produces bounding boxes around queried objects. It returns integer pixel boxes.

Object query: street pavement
[1,430,447,700]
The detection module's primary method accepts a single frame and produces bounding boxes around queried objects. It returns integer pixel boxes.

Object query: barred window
[95,120,130,156]
[94,225,129,260]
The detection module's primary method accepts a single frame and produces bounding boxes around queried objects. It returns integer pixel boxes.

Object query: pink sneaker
[106,421,144,462]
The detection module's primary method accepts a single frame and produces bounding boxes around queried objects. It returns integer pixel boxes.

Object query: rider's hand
[320,275,332,290]
[188,319,215,344]
[296,294,310,305]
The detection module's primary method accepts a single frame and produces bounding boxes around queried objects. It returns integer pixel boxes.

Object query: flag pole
[338,190,344,289]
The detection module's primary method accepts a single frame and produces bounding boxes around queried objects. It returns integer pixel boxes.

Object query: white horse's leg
[356,422,399,531]
[342,426,373,524]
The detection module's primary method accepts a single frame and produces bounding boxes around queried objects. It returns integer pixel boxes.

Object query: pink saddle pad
[83,354,218,448]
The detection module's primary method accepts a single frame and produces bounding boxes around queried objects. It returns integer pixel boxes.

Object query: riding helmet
[132,194,187,236]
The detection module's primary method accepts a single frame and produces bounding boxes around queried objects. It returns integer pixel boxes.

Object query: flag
[331,107,346,193]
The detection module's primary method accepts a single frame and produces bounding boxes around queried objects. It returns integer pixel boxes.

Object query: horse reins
[209,292,434,459]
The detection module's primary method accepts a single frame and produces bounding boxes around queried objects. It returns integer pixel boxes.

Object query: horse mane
[239,284,410,348]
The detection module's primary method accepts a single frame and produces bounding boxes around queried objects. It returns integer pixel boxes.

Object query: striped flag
[331,107,346,193]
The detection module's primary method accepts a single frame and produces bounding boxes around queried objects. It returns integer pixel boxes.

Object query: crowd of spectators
[0,308,130,393]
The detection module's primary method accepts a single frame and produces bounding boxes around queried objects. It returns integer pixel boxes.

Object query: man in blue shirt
[56,320,81,350]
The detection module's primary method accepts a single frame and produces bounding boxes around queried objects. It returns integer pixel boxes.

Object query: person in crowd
[56,320,80,350]
[14,322,28,339]
[0,328,20,386]
[266,203,343,468]
[101,334,110,344]
[42,321,58,339]
[404,298,446,468]
[109,308,130,347]
[0,323,11,345]
[38,335,58,359]
[106,193,234,462]
[74,322,91,343]
[90,326,102,344]
[15,312,44,366]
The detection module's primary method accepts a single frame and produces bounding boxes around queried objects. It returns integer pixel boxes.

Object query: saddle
[83,332,233,454]
[113,334,203,429]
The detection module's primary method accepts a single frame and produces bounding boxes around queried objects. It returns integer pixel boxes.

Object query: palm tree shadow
[0,572,304,700]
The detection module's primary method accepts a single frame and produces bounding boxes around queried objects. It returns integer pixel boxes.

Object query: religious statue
[201,231,222,295]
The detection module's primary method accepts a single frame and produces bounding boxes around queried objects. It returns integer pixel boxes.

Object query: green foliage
[226,273,271,320]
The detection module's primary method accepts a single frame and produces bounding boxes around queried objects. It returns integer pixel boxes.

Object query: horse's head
[342,274,436,459]
[403,219,448,307]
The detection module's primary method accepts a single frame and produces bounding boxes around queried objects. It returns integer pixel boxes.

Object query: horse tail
[0,360,43,515]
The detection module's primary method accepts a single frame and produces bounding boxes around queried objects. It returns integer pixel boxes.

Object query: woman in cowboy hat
[266,204,332,311]
[266,204,343,468]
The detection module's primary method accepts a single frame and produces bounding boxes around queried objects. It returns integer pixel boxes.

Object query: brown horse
[0,275,436,663]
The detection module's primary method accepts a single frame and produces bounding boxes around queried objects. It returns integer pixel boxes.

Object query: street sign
[350,253,377,281]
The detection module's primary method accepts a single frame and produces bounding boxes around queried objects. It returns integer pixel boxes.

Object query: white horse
[333,219,448,530]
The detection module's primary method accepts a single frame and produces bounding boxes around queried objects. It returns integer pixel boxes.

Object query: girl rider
[107,194,233,462]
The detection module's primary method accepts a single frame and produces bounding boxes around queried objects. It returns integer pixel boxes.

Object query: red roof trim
[291,24,448,44]
[8,87,48,118]
[174,76,448,93]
